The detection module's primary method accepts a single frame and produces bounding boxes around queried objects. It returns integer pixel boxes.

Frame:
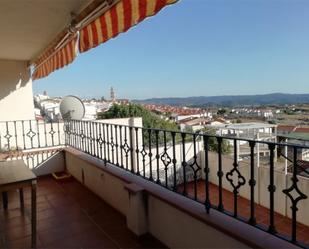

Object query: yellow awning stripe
[32,0,178,80]
[79,0,178,53]
[32,37,77,80]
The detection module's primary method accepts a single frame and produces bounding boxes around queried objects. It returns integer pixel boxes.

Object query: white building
[84,103,98,120]
[176,112,213,122]
[260,109,273,118]
[38,99,60,121]
[205,122,278,164]
[34,94,49,103]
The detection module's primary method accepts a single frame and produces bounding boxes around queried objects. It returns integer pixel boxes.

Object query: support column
[284,138,288,174]
[256,133,260,168]
[128,118,143,173]
[274,127,278,163]
[124,183,148,236]
[236,130,240,162]
[2,191,8,210]
[129,118,137,172]
[31,180,37,248]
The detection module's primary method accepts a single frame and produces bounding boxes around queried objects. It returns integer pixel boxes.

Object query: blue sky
[33,0,309,100]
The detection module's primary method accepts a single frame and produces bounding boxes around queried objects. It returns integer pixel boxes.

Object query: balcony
[1,119,309,248]
[0,175,165,248]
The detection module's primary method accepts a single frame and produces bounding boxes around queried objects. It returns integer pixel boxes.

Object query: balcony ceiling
[0,0,92,61]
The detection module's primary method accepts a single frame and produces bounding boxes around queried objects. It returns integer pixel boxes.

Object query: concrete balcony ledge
[124,183,145,195]
[64,147,300,249]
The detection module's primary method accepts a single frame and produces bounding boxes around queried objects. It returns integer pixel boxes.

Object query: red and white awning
[32,37,77,80]
[79,0,178,53]
[32,0,178,80]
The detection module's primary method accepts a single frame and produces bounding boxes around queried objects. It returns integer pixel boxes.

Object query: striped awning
[32,0,178,80]
[32,37,78,80]
[79,0,178,53]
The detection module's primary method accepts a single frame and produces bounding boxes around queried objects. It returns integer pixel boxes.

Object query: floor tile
[0,175,165,249]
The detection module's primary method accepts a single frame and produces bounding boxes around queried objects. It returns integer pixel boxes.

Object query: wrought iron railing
[0,120,65,169]
[64,119,309,248]
[2,148,62,169]
[0,120,65,152]
[1,119,309,247]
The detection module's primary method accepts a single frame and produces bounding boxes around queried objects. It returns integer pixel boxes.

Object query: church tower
[110,87,116,102]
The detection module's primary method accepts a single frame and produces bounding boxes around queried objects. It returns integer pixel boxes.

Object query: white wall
[31,150,65,174]
[148,196,249,249]
[0,59,34,121]
[97,117,143,127]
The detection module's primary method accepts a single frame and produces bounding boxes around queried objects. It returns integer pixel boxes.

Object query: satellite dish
[60,95,85,120]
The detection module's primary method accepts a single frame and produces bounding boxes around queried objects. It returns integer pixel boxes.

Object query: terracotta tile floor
[0,176,166,249]
[178,180,309,246]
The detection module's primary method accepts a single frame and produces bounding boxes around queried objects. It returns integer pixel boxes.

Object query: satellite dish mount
[60,95,85,121]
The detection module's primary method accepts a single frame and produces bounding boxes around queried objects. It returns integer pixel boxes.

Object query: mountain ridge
[133,93,309,107]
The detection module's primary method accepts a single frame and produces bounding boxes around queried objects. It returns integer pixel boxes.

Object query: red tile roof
[295,127,309,133]
[143,104,207,116]
[180,117,210,126]
[277,125,296,132]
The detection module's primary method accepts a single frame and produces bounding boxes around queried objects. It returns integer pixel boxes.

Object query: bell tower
[110,87,116,102]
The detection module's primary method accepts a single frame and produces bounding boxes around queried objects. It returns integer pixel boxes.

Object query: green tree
[98,103,177,129]
[202,128,231,154]
[268,120,277,124]
[97,103,179,145]
[217,108,227,115]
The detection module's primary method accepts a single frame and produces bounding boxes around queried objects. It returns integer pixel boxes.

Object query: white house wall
[0,59,34,121]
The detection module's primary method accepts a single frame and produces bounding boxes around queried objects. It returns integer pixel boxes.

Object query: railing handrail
[0,119,65,152]
[0,119,64,123]
[63,119,309,248]
[79,119,309,150]
[2,118,309,248]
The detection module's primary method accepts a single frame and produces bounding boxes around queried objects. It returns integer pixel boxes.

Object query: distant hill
[134,93,309,107]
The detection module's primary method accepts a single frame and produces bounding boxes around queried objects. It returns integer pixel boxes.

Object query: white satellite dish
[60,95,85,120]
